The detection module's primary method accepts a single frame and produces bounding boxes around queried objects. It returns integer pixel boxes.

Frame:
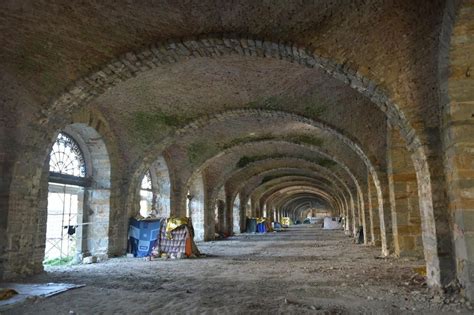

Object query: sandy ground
[3,225,472,314]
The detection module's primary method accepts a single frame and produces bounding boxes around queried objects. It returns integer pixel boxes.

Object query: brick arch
[252,180,341,217]
[288,196,335,220]
[256,180,343,217]
[249,176,346,218]
[9,34,443,287]
[125,109,373,230]
[201,141,366,235]
[233,168,352,210]
[67,109,125,256]
[213,154,362,236]
[276,191,335,213]
[272,189,337,212]
[237,168,356,231]
[32,36,442,285]
[143,109,379,223]
[173,109,375,176]
[4,109,121,278]
[251,175,341,207]
[205,140,362,205]
[40,34,418,153]
[269,187,337,215]
[256,179,343,210]
[229,168,353,234]
[206,156,360,241]
[282,195,335,221]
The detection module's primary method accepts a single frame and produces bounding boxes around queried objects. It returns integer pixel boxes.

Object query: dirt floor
[4,225,472,314]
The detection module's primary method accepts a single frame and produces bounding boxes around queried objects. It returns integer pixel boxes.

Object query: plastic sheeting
[128,218,162,257]
[323,217,342,229]
[0,283,84,312]
[281,217,291,227]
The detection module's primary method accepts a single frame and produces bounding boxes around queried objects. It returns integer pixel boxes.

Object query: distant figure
[356,226,364,244]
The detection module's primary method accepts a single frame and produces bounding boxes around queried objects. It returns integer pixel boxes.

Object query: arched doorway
[45,124,111,264]
[45,132,87,264]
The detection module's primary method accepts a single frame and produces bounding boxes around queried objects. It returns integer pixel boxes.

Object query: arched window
[45,132,88,264]
[45,126,111,265]
[139,170,154,217]
[49,132,86,178]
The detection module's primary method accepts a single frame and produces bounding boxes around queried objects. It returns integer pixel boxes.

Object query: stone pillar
[350,193,358,237]
[170,183,187,217]
[376,171,393,256]
[368,176,381,246]
[216,199,225,235]
[361,186,371,245]
[188,176,206,241]
[359,190,368,245]
[387,125,423,258]
[231,195,240,234]
[239,193,250,232]
[0,135,14,279]
[440,3,474,297]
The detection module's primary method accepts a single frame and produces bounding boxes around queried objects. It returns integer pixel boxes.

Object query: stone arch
[279,195,335,220]
[253,181,338,218]
[9,34,445,288]
[222,157,360,237]
[60,123,112,259]
[120,108,377,217]
[256,179,344,215]
[266,187,339,217]
[269,187,337,222]
[253,176,345,213]
[124,107,373,241]
[4,108,120,278]
[202,141,366,236]
[38,124,111,269]
[132,155,171,219]
[153,110,377,226]
[230,168,353,234]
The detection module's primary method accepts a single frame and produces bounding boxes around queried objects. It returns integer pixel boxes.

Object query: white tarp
[323,217,342,229]
[308,217,324,225]
[0,283,85,311]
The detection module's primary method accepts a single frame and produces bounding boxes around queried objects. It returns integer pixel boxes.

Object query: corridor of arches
[0,0,473,313]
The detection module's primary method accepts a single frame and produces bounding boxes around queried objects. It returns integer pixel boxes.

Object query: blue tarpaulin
[128,218,162,257]
[257,222,267,233]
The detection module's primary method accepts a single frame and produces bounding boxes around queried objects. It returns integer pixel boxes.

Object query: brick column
[368,176,381,246]
[387,125,423,257]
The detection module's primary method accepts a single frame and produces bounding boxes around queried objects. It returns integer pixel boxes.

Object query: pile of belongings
[281,217,292,227]
[272,221,282,230]
[323,216,343,230]
[0,288,18,301]
[245,217,274,233]
[256,217,267,233]
[153,217,200,258]
[128,217,200,259]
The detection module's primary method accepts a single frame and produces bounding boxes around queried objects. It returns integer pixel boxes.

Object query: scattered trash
[82,256,97,264]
